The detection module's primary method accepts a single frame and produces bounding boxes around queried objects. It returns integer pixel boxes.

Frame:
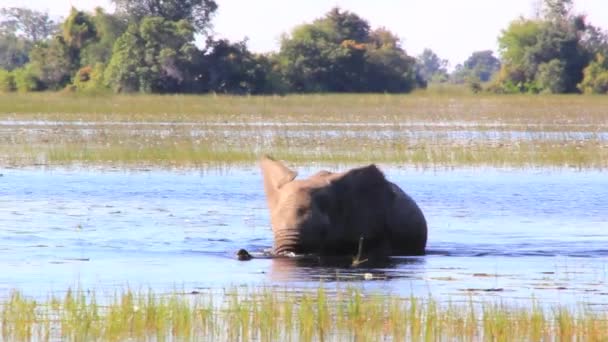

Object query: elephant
[260,155,427,258]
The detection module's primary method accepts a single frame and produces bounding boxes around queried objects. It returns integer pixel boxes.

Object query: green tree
[80,8,128,67]
[28,36,73,89]
[199,39,278,94]
[495,0,593,93]
[365,28,419,92]
[72,63,106,93]
[0,34,30,70]
[11,65,40,92]
[578,54,608,94]
[536,59,566,93]
[416,48,448,82]
[0,7,57,42]
[111,0,217,34]
[105,17,197,93]
[0,68,15,92]
[277,8,418,93]
[462,50,501,82]
[103,24,143,92]
[62,8,97,51]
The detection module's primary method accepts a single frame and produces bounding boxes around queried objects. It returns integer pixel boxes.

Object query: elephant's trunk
[272,228,301,255]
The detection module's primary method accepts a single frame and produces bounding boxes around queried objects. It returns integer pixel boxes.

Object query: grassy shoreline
[1,93,607,169]
[2,93,608,124]
[2,287,607,341]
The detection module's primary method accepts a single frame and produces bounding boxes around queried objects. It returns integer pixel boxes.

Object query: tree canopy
[277,8,420,93]
[111,0,217,35]
[416,49,448,83]
[1,0,608,94]
[494,0,606,93]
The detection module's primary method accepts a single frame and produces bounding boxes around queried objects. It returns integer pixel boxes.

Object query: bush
[578,54,608,94]
[72,63,108,93]
[0,69,15,92]
[536,59,566,94]
[12,66,40,92]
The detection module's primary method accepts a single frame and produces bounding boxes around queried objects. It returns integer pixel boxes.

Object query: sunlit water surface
[0,167,606,307]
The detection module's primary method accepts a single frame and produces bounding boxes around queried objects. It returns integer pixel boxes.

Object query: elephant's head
[260,156,333,255]
[260,155,427,256]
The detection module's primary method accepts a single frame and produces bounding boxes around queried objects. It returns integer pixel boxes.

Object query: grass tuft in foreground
[1,287,607,341]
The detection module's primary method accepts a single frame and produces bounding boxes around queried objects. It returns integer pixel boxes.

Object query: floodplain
[1,93,607,341]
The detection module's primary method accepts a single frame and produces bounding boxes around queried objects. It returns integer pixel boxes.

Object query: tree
[199,39,278,94]
[581,24,608,58]
[111,0,217,34]
[416,48,448,82]
[105,17,197,93]
[536,59,566,93]
[62,8,97,51]
[80,8,129,67]
[0,68,15,92]
[11,65,40,92]
[542,0,573,22]
[28,36,73,89]
[578,54,608,94]
[0,7,57,42]
[494,0,593,93]
[0,34,30,71]
[23,8,101,90]
[462,50,500,82]
[277,8,418,93]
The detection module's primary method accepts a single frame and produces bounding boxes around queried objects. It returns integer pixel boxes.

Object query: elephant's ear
[260,155,297,208]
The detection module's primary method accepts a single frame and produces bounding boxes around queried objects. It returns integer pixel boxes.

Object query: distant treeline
[1,0,607,94]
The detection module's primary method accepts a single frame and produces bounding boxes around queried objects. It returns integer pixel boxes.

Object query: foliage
[28,37,73,90]
[25,8,104,91]
[536,59,566,93]
[104,18,197,92]
[464,50,501,82]
[62,8,97,50]
[111,0,217,35]
[199,39,280,94]
[494,0,593,93]
[578,54,608,94]
[0,68,15,92]
[80,8,128,67]
[0,7,57,42]
[72,63,107,93]
[3,1,608,95]
[11,65,40,92]
[416,48,448,83]
[277,8,418,93]
[0,34,30,71]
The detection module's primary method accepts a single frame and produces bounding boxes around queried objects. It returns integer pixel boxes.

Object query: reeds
[1,287,607,341]
[1,93,607,169]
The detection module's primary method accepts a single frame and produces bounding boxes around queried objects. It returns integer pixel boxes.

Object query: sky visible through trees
[1,0,607,94]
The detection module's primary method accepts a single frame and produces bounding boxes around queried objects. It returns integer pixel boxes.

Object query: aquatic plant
[0,93,606,169]
[1,287,607,341]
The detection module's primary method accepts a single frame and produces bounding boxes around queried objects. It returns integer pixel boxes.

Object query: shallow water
[0,167,607,306]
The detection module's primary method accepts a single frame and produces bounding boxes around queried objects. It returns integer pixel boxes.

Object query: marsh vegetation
[1,93,607,340]
[1,93,607,169]
[2,287,607,341]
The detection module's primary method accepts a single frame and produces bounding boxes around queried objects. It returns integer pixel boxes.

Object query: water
[0,166,607,306]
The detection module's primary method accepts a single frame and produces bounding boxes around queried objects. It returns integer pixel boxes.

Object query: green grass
[1,93,607,169]
[2,92,608,125]
[1,287,607,341]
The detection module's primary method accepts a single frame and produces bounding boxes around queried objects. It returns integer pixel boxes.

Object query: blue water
[0,166,607,306]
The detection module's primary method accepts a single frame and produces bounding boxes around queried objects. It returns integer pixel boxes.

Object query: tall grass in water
[2,92,608,126]
[1,287,607,341]
[1,93,607,169]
